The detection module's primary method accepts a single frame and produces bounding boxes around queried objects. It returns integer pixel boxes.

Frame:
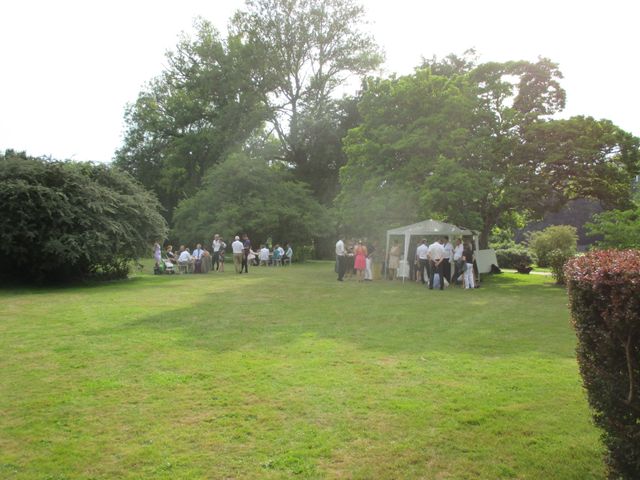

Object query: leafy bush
[495,247,536,269]
[547,249,574,285]
[292,245,314,263]
[0,152,167,282]
[528,225,577,267]
[565,250,640,479]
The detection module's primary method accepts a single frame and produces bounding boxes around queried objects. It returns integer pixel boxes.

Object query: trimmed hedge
[495,247,536,269]
[565,250,640,479]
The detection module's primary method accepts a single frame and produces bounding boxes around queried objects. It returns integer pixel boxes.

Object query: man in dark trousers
[241,233,251,273]
[335,235,347,281]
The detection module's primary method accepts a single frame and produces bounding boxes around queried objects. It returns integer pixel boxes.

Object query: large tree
[172,140,330,247]
[340,55,640,247]
[231,0,382,198]
[114,19,270,221]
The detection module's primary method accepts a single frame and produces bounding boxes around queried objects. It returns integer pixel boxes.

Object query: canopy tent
[385,219,480,280]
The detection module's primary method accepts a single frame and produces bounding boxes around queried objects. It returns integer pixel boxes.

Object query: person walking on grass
[232,236,243,274]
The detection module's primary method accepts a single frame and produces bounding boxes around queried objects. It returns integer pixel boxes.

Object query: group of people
[334,237,378,282]
[153,234,293,275]
[407,236,475,289]
[335,235,477,289]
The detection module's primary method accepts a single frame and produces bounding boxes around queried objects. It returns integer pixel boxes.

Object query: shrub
[565,250,640,479]
[0,153,167,282]
[292,245,314,263]
[548,249,574,285]
[495,247,536,269]
[528,225,577,267]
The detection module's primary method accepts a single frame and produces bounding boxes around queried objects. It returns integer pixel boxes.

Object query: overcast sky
[1,0,638,163]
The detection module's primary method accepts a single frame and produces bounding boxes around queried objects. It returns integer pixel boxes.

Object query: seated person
[177,248,192,273]
[259,245,270,266]
[272,243,282,266]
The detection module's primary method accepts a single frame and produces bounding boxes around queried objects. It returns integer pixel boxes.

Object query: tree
[171,142,331,247]
[586,208,640,249]
[114,19,270,221]
[1,151,167,282]
[231,0,383,194]
[339,54,640,247]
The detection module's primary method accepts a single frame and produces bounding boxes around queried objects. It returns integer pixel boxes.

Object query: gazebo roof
[386,219,476,237]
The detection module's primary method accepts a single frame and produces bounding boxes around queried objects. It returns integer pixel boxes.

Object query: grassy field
[0,262,603,479]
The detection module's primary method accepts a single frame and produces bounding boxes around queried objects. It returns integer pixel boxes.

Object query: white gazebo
[385,219,480,280]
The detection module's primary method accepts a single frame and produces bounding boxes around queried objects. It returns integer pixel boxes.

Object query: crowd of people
[335,235,478,289]
[153,234,293,275]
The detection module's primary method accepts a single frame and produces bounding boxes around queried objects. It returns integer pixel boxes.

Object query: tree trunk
[479,226,491,250]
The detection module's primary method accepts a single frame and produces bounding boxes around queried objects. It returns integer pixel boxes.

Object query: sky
[1,0,638,163]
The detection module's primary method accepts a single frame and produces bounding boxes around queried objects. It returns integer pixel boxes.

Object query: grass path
[0,262,603,479]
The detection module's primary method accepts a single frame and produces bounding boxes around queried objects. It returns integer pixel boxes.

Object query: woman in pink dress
[353,240,368,282]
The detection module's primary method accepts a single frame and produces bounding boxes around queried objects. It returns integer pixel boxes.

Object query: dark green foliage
[586,208,640,249]
[565,250,640,479]
[172,149,330,247]
[0,152,167,282]
[495,247,536,269]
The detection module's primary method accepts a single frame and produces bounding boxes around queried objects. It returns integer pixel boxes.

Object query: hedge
[495,247,536,269]
[565,250,640,479]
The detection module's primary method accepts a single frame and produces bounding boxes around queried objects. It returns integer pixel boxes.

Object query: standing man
[442,236,453,286]
[336,235,347,281]
[211,234,224,272]
[416,239,429,285]
[452,238,464,286]
[428,238,445,290]
[231,236,244,274]
[241,233,251,273]
[192,243,205,273]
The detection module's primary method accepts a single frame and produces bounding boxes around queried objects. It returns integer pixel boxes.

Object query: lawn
[0,262,604,479]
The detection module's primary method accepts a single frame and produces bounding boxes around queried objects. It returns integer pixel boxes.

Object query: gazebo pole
[384,233,390,279]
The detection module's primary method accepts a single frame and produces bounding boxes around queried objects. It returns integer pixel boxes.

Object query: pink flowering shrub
[565,250,640,479]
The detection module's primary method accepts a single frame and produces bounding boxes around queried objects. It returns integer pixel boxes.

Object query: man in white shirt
[442,236,453,286]
[336,236,346,281]
[452,238,464,286]
[415,239,429,285]
[178,248,192,274]
[211,234,224,272]
[231,236,244,274]
[427,239,445,289]
[259,245,270,266]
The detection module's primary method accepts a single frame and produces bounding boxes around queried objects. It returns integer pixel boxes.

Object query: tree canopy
[114,18,270,221]
[339,54,640,246]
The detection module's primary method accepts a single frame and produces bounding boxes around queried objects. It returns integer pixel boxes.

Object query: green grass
[0,262,603,479]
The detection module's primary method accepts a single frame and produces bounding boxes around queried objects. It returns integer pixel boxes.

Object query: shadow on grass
[84,271,575,361]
